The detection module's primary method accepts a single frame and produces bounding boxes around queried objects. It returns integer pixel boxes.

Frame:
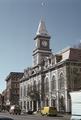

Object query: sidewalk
[21,111,71,119]
[58,113,71,120]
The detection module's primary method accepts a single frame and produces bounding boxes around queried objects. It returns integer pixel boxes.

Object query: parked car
[9,105,21,115]
[27,109,34,114]
[41,106,57,116]
[0,116,14,120]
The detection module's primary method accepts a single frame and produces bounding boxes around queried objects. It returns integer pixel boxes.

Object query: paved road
[0,112,71,120]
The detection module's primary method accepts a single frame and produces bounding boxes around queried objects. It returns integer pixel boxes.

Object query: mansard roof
[5,72,24,82]
[57,47,81,62]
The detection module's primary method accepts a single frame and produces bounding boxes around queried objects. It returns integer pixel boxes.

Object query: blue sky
[0,0,81,92]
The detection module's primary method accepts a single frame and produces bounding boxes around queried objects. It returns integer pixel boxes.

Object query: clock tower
[33,19,52,66]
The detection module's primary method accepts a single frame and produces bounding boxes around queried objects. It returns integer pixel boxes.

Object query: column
[56,70,59,111]
[49,71,52,106]
[65,90,68,112]
[37,101,38,111]
[56,91,59,111]
[32,101,34,111]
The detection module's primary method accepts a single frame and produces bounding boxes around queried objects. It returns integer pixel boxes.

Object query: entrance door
[59,96,65,112]
[51,99,56,107]
[33,101,37,111]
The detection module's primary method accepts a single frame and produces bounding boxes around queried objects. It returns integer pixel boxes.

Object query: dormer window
[49,58,51,64]
[56,55,62,63]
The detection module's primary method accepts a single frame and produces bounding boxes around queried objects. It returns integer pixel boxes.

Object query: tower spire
[33,19,51,66]
[36,18,50,37]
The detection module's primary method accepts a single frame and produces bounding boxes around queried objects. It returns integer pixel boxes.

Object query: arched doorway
[33,100,37,111]
[51,99,56,107]
[59,96,65,112]
[68,94,71,113]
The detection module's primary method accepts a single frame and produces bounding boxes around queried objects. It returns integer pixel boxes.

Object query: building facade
[19,19,81,113]
[5,72,23,109]
[0,94,2,111]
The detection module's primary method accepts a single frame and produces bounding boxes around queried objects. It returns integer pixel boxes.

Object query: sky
[0,0,81,93]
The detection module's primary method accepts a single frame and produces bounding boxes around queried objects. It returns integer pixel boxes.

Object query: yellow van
[41,106,57,116]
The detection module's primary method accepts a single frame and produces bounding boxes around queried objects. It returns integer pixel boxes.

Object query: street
[0,112,71,120]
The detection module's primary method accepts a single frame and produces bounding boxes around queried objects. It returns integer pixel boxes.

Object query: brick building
[5,72,23,108]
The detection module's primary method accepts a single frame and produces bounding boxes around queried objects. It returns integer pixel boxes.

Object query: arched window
[38,80,40,92]
[20,86,22,98]
[59,96,65,112]
[44,77,49,94]
[30,83,32,92]
[51,75,56,91]
[33,81,37,91]
[59,73,65,89]
[27,84,31,95]
[24,85,26,97]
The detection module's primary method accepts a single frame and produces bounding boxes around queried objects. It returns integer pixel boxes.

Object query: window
[59,73,64,89]
[44,77,49,94]
[38,81,40,92]
[33,55,37,66]
[20,101,22,109]
[33,81,37,91]
[24,101,26,109]
[24,85,26,97]
[51,76,56,91]
[27,84,31,95]
[30,84,32,92]
[20,87,22,98]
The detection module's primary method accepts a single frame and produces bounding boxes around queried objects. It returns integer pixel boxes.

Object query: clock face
[42,41,48,47]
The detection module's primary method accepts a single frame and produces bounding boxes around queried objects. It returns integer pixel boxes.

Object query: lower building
[5,72,23,110]
[19,19,81,113]
[0,94,2,111]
